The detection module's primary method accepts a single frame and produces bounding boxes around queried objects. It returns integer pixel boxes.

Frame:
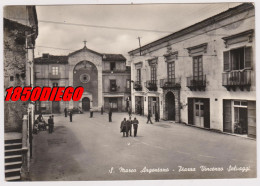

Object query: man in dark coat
[147,111,153,124]
[120,118,127,137]
[48,116,52,133]
[90,108,93,118]
[64,108,67,117]
[128,107,132,117]
[101,106,103,115]
[70,112,73,122]
[155,111,159,122]
[127,117,132,137]
[132,117,139,137]
[51,115,55,132]
[109,109,112,122]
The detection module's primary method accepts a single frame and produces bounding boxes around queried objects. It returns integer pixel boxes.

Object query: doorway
[148,97,159,117]
[194,100,204,127]
[166,92,175,120]
[52,101,60,113]
[234,106,248,134]
[109,98,118,112]
[82,97,90,111]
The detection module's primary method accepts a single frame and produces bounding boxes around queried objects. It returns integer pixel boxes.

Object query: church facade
[34,45,131,113]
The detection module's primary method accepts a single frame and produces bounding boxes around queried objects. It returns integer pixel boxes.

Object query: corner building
[34,46,131,113]
[129,3,256,138]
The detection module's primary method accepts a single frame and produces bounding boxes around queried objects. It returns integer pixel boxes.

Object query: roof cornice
[128,3,254,56]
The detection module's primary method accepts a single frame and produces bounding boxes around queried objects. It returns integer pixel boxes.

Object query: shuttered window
[245,46,252,68]
[151,66,157,82]
[223,46,252,71]
[188,98,194,125]
[247,101,256,138]
[223,51,230,71]
[136,69,141,83]
[223,100,232,133]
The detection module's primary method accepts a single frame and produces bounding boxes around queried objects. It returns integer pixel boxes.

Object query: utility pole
[137,36,142,56]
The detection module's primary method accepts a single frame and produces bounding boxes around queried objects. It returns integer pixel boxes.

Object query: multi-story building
[34,45,131,113]
[4,6,38,181]
[129,3,256,138]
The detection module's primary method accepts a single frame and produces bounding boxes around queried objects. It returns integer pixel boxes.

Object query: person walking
[128,107,132,117]
[120,118,127,137]
[48,116,52,133]
[51,115,55,132]
[101,106,103,115]
[64,108,67,117]
[127,117,132,137]
[109,109,112,122]
[147,111,153,124]
[155,111,159,122]
[69,112,73,122]
[90,108,93,118]
[132,117,139,137]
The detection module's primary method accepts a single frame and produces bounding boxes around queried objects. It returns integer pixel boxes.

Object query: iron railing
[145,80,158,91]
[160,78,181,89]
[222,70,251,86]
[186,75,206,90]
[133,81,142,91]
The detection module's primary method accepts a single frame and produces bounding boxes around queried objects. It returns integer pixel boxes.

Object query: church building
[34,44,131,113]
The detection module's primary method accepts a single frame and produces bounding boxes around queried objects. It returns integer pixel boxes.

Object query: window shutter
[203,99,210,129]
[247,101,256,138]
[223,51,230,71]
[223,100,232,133]
[245,46,252,68]
[188,98,194,125]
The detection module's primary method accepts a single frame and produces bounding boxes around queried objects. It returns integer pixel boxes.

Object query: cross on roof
[83,40,87,47]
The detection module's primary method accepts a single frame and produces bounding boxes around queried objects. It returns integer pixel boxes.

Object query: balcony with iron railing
[222,70,251,91]
[145,80,158,91]
[186,75,206,91]
[160,78,181,89]
[133,81,142,91]
[102,69,130,73]
[49,73,61,79]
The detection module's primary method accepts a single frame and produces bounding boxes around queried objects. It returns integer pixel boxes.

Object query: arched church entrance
[82,97,90,111]
[166,91,175,120]
[73,61,98,108]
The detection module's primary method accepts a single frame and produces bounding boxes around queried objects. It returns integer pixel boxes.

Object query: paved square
[29,112,256,180]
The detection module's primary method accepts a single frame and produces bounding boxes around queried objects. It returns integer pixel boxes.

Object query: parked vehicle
[68,106,83,114]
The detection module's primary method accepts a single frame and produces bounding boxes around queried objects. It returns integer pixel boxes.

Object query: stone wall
[4,19,30,132]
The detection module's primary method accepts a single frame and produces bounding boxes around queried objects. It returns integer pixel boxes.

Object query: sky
[35,3,242,58]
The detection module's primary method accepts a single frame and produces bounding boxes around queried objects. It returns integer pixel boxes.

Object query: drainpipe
[21,114,29,179]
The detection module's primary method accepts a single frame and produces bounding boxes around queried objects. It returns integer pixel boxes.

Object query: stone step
[5,168,21,173]
[5,155,22,163]
[5,161,22,169]
[5,149,23,156]
[5,175,21,181]
[5,139,22,144]
[5,168,21,177]
[5,143,22,150]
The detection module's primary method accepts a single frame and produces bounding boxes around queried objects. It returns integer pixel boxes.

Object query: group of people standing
[64,106,113,123]
[64,108,73,122]
[120,117,139,137]
[33,114,55,134]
